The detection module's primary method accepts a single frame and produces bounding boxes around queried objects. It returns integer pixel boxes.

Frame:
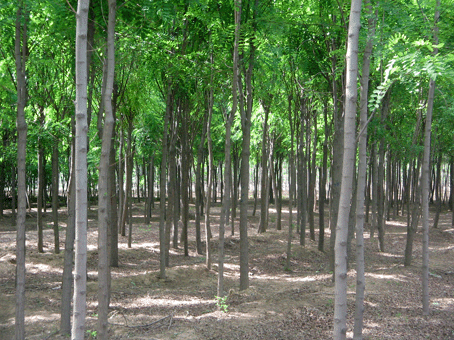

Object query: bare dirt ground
[0,202,454,339]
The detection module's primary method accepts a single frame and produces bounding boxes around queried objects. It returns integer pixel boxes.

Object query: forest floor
[0,201,454,339]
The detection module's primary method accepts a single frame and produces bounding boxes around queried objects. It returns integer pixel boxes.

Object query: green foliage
[215,295,229,313]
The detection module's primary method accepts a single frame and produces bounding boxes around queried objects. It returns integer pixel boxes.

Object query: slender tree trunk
[308,113,317,241]
[319,102,329,252]
[181,104,191,257]
[377,92,390,252]
[334,0,361,338]
[252,162,259,217]
[195,110,208,255]
[276,154,283,231]
[15,2,28,338]
[259,98,271,233]
[231,146,239,235]
[433,153,442,228]
[422,1,439,315]
[37,117,44,253]
[60,122,75,335]
[329,50,343,273]
[205,88,214,268]
[125,120,133,248]
[118,125,125,235]
[237,0,255,291]
[52,140,60,254]
[72,0,90,337]
[159,83,172,279]
[286,95,295,269]
[354,2,374,336]
[97,1,116,338]
[404,159,421,267]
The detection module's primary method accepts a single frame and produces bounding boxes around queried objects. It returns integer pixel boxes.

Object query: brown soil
[0,202,453,339]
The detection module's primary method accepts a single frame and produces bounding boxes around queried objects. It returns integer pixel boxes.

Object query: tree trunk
[195,109,208,255]
[259,98,271,233]
[237,0,255,291]
[231,145,239,235]
[286,94,296,270]
[125,120,133,248]
[52,140,60,254]
[60,120,75,335]
[354,2,374,336]
[329,45,343,273]
[15,2,28,338]
[319,102,329,252]
[308,113,317,241]
[334,0,361,338]
[118,126,125,236]
[181,103,191,257]
[422,1,439,315]
[377,91,390,252]
[205,87,214,268]
[72,0,90,337]
[37,115,45,253]
[276,154,283,231]
[433,153,442,228]
[97,1,116,337]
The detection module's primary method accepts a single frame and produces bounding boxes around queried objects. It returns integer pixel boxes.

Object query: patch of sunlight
[365,272,407,282]
[387,220,406,227]
[116,295,213,309]
[431,245,454,251]
[378,252,404,258]
[25,313,59,323]
[363,321,381,329]
[26,262,61,274]
[251,273,329,282]
[224,263,240,271]
[431,297,454,310]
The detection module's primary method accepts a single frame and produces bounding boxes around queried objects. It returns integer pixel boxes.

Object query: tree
[71,0,90,338]
[15,1,28,339]
[354,1,375,337]
[422,0,440,316]
[334,0,362,338]
[97,0,116,338]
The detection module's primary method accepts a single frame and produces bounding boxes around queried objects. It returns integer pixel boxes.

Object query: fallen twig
[109,313,174,329]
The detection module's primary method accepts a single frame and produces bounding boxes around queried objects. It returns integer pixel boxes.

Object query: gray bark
[97,1,116,338]
[354,2,375,337]
[333,0,361,338]
[72,0,90,337]
[15,2,28,338]
[422,0,439,315]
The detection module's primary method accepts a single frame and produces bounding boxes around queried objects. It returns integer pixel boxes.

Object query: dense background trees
[1,0,454,338]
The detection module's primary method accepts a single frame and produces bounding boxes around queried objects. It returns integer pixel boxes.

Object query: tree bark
[259,97,271,233]
[60,120,75,335]
[354,2,374,336]
[422,0,439,315]
[159,83,172,278]
[319,101,329,252]
[97,1,116,337]
[37,111,45,253]
[334,0,361,338]
[15,2,28,338]
[72,0,90,337]
[52,140,60,254]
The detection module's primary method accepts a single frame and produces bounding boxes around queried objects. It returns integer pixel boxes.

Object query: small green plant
[215,295,229,313]
[86,329,97,338]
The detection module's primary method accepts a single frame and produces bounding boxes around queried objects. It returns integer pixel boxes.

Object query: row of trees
[2,0,453,339]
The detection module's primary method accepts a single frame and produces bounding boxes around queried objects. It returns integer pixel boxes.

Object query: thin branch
[109,313,174,329]
[65,0,76,14]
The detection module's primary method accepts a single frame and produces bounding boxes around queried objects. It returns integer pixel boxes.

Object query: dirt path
[1,204,453,339]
